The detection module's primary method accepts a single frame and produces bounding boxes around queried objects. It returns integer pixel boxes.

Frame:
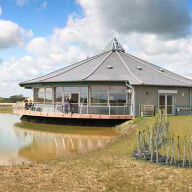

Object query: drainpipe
[125,81,136,117]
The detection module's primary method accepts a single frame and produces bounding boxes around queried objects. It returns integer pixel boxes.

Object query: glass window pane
[56,94,62,102]
[56,87,63,94]
[80,87,88,93]
[38,88,45,93]
[167,106,173,114]
[46,88,52,93]
[167,95,173,105]
[64,87,79,93]
[80,93,87,104]
[91,93,108,104]
[159,95,165,105]
[110,93,126,106]
[90,87,107,92]
[45,93,52,103]
[110,86,127,93]
[37,93,44,102]
[64,94,70,101]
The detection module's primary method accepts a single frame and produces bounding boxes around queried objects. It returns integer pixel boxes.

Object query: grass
[1,116,192,191]
[0,106,13,113]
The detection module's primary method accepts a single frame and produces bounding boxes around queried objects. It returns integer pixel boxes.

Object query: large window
[90,87,108,105]
[36,88,45,102]
[35,88,53,103]
[109,86,127,106]
[54,86,88,103]
[45,88,53,103]
[80,87,88,104]
[55,87,63,102]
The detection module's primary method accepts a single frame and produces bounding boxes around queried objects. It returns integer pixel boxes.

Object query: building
[14,38,192,120]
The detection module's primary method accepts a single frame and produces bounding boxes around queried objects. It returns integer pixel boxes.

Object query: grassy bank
[1,116,192,191]
[0,106,13,113]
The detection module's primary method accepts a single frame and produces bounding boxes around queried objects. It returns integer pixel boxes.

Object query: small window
[160,68,165,72]
[136,66,142,70]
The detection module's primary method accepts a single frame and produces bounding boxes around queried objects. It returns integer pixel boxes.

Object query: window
[37,92,45,102]
[90,86,108,105]
[64,87,79,93]
[36,88,45,102]
[80,87,88,93]
[45,88,52,103]
[56,87,62,94]
[56,94,62,102]
[56,87,63,102]
[64,94,70,101]
[35,87,52,103]
[159,95,174,115]
[38,88,45,93]
[80,93,88,104]
[110,86,127,106]
[80,87,88,105]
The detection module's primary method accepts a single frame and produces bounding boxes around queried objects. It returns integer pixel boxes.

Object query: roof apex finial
[104,38,125,52]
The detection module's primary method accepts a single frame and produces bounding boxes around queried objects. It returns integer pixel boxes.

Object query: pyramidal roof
[20,38,192,87]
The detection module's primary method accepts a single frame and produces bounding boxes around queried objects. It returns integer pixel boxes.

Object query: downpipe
[125,81,135,116]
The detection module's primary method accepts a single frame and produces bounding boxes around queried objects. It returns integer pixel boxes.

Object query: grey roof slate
[20,39,192,87]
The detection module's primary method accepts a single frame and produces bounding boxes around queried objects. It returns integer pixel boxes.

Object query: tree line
[0,94,26,103]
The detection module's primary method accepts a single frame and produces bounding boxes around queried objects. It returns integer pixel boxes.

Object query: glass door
[167,95,173,115]
[159,95,174,115]
[71,93,79,113]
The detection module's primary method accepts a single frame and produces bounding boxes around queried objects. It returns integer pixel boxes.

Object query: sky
[1,0,192,97]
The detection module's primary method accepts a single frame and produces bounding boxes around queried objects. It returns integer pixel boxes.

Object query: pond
[0,114,119,165]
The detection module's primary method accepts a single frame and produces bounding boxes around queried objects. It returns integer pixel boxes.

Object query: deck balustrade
[14,101,133,119]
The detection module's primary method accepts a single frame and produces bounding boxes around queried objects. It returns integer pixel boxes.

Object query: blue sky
[0,0,80,60]
[0,0,80,36]
[1,0,192,97]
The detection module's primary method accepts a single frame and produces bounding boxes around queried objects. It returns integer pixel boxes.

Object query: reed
[183,136,187,167]
[137,130,141,157]
[135,109,192,168]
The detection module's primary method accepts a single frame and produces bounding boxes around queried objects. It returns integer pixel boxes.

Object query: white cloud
[0,6,2,16]
[26,37,49,56]
[16,0,26,7]
[42,2,47,8]
[37,2,48,12]
[1,0,192,97]
[0,20,33,49]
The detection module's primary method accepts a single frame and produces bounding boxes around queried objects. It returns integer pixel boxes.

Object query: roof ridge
[123,52,192,86]
[82,51,113,80]
[22,51,110,84]
[116,51,143,84]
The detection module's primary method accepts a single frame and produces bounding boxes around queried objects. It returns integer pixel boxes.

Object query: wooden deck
[14,109,134,120]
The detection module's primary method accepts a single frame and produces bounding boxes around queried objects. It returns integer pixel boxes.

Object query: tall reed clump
[136,109,168,162]
[135,109,192,167]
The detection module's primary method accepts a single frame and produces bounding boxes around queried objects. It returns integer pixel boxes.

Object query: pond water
[0,114,119,165]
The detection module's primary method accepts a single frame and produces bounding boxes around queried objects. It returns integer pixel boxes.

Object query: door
[159,95,174,115]
[71,93,79,113]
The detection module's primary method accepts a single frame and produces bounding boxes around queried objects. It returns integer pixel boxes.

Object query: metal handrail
[15,101,132,105]
[14,101,133,116]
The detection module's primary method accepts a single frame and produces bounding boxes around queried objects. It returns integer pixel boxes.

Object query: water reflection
[13,121,119,162]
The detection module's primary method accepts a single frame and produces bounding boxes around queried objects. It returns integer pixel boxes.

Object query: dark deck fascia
[20,81,127,88]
